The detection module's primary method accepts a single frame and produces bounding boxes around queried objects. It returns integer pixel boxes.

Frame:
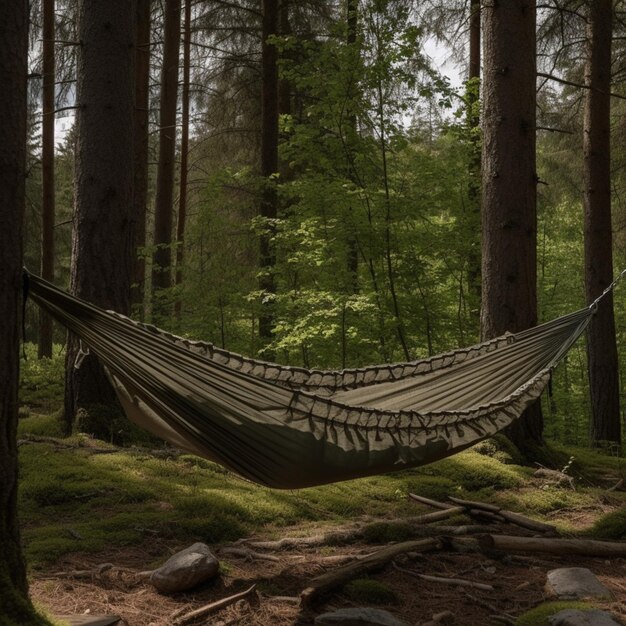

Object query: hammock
[26,272,611,489]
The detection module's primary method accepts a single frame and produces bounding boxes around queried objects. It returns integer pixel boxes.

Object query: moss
[361,522,415,544]
[343,578,398,605]
[515,601,595,626]
[586,507,626,540]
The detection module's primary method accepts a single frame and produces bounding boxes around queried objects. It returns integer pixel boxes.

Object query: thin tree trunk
[259,0,279,343]
[153,0,181,315]
[0,1,50,621]
[481,0,543,449]
[583,0,620,444]
[39,0,56,359]
[64,0,135,439]
[175,0,191,319]
[466,0,481,319]
[345,0,359,294]
[132,0,151,314]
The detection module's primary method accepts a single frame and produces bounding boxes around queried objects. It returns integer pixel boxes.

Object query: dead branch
[420,610,455,625]
[392,562,494,591]
[408,493,456,510]
[300,538,441,606]
[172,584,257,626]
[219,547,280,562]
[477,534,626,557]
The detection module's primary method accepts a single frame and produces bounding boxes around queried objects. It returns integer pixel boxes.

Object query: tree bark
[175,0,191,320]
[132,0,151,314]
[259,0,279,343]
[465,0,481,317]
[64,0,135,438]
[583,0,620,445]
[481,0,543,448]
[39,0,56,359]
[0,1,50,621]
[153,0,181,316]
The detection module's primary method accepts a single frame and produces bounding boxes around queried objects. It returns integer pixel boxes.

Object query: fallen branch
[219,547,280,562]
[300,538,441,606]
[172,584,257,626]
[392,561,494,591]
[408,493,456,510]
[412,507,466,524]
[420,610,455,625]
[477,534,626,558]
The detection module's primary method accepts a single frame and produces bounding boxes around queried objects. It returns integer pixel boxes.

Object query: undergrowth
[16,416,626,570]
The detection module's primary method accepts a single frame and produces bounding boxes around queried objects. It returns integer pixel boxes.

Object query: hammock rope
[24,270,623,489]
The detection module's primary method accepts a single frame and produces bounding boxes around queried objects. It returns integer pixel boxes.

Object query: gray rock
[315,607,410,626]
[546,568,613,600]
[150,542,219,593]
[549,609,622,626]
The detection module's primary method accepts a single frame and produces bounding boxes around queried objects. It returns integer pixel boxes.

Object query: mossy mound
[343,578,398,605]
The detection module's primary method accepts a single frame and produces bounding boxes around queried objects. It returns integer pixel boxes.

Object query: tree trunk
[64,0,135,439]
[39,0,56,359]
[0,1,50,622]
[259,0,279,343]
[346,0,359,294]
[175,0,191,320]
[153,0,181,316]
[481,0,543,449]
[465,0,481,318]
[132,0,151,314]
[583,0,620,445]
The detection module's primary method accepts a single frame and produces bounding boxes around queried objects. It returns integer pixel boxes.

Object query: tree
[583,0,621,444]
[481,0,543,449]
[175,0,191,318]
[39,0,56,359]
[259,0,279,342]
[0,0,50,621]
[64,0,135,438]
[153,0,181,316]
[132,0,151,312]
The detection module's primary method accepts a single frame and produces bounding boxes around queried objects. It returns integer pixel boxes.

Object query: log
[477,534,626,557]
[300,538,441,606]
[219,547,280,562]
[172,584,257,625]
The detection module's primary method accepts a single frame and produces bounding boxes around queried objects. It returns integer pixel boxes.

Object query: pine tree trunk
[64,0,135,439]
[0,1,50,621]
[259,0,279,342]
[152,0,181,316]
[481,0,543,448]
[39,0,56,359]
[132,0,151,314]
[465,0,481,318]
[583,0,621,445]
[175,0,191,319]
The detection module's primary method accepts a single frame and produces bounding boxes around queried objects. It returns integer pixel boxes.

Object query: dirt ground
[30,529,626,626]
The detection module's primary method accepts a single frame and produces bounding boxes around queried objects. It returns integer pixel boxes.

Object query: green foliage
[19,344,65,413]
[343,578,398,605]
[17,413,64,438]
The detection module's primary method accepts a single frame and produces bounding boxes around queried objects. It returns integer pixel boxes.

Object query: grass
[15,414,626,570]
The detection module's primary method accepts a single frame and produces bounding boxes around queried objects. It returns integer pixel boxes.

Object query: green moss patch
[516,601,595,626]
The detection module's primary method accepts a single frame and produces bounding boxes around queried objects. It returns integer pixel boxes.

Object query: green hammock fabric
[28,273,593,489]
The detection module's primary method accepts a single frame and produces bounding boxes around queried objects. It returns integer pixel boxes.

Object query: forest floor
[16,413,626,626]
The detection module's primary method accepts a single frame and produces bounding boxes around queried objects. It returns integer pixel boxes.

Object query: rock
[149,542,219,593]
[315,607,410,626]
[549,609,622,626]
[546,568,613,600]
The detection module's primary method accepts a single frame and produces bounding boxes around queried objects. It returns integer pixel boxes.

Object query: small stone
[315,607,410,626]
[546,568,613,600]
[549,609,622,626]
[149,542,219,593]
